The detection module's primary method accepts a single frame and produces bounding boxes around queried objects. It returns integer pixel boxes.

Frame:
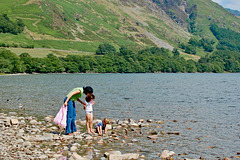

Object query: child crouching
[95,118,109,136]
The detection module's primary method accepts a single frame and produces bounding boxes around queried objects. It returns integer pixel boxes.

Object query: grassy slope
[0,0,239,59]
[185,0,240,57]
[0,0,142,53]
[189,0,240,38]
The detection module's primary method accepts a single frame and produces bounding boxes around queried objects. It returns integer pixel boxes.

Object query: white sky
[212,0,240,11]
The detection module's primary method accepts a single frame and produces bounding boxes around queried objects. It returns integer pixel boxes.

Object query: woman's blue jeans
[64,97,77,134]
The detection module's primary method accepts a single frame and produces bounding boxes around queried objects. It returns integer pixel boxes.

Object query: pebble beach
[1,109,239,160]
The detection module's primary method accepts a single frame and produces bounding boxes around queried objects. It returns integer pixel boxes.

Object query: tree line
[1,44,239,74]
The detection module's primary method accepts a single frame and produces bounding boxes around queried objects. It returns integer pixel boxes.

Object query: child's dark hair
[85,94,95,102]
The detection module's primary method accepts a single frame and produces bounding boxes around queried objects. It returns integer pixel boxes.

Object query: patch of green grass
[7,47,96,58]
[195,47,208,57]
[0,33,33,45]
[22,19,40,32]
[180,53,199,61]
[34,40,101,52]
[8,48,53,58]
[53,50,96,57]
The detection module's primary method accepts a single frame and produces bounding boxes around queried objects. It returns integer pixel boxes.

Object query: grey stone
[19,120,26,125]
[131,139,138,143]
[160,150,175,159]
[29,120,38,125]
[147,135,158,140]
[71,152,87,160]
[129,122,138,127]
[104,151,122,157]
[149,129,158,135]
[44,116,52,122]
[9,112,17,116]
[10,119,19,125]
[109,154,123,160]
[25,149,32,155]
[71,146,78,152]
[166,131,180,135]
[85,136,93,140]
[39,154,48,159]
[74,134,83,140]
[16,139,24,143]
[122,153,139,159]
[147,119,153,123]
[53,154,62,159]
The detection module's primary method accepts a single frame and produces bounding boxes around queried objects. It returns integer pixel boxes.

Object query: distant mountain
[0,0,240,57]
[226,8,240,16]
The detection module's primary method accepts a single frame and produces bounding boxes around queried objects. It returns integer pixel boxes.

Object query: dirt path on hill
[34,48,95,54]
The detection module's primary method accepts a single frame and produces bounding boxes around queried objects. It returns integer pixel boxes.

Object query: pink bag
[53,105,68,127]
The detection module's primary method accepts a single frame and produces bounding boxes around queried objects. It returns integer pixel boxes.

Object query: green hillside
[188,0,240,36]
[0,0,240,58]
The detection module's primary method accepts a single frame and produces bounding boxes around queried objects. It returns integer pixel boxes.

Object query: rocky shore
[0,110,239,160]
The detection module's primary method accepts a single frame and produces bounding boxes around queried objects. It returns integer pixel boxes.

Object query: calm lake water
[0,73,239,159]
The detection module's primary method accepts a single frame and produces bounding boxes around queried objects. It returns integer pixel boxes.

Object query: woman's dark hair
[83,86,93,94]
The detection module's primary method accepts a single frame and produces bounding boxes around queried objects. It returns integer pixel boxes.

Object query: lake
[0,73,239,159]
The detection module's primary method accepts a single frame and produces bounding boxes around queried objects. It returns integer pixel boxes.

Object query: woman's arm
[77,98,86,105]
[64,90,81,106]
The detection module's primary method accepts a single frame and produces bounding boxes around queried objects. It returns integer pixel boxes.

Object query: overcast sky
[212,0,240,11]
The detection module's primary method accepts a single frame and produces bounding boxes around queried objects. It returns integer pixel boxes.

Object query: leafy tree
[179,43,186,49]
[172,48,180,57]
[96,43,116,55]
[188,37,199,46]
[203,44,213,52]
[119,46,135,56]
[185,45,196,55]
[0,58,12,73]
[64,62,80,73]
[0,49,24,73]
[186,60,197,72]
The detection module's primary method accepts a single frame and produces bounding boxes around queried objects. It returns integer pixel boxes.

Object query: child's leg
[86,114,91,133]
[90,113,94,133]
